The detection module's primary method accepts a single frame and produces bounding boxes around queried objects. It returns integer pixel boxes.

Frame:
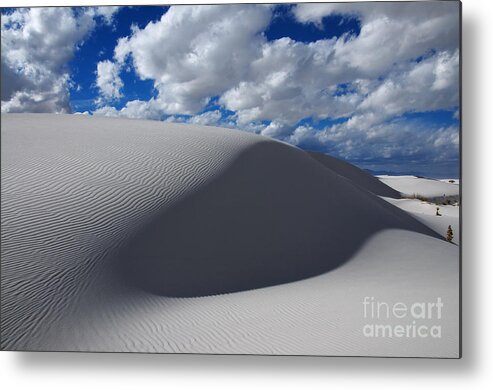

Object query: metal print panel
[0,1,461,357]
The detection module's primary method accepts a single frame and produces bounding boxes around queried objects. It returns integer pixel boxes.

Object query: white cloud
[94,104,230,127]
[111,5,272,115]
[294,1,458,32]
[1,7,121,113]
[89,6,121,25]
[97,3,458,129]
[92,105,120,118]
[260,120,293,138]
[294,2,459,77]
[219,37,363,126]
[96,60,123,100]
[355,50,459,125]
[188,110,222,126]
[93,99,163,121]
[220,2,459,127]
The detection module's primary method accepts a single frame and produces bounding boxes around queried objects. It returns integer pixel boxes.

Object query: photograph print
[0,1,461,357]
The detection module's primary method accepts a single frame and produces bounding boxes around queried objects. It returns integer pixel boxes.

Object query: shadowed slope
[307,151,401,198]
[118,142,441,297]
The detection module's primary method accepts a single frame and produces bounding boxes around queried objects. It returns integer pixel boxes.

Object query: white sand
[378,175,460,199]
[1,114,459,357]
[382,198,460,244]
[378,175,460,244]
[440,178,460,185]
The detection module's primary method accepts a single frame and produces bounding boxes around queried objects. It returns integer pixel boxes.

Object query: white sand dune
[1,114,459,356]
[378,175,460,244]
[378,175,460,199]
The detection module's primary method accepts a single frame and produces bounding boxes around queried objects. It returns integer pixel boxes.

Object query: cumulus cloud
[222,2,460,127]
[96,60,123,101]
[89,6,121,25]
[1,7,121,113]
[220,37,364,126]
[111,5,272,115]
[188,110,223,126]
[108,3,457,122]
[350,50,460,129]
[94,99,163,120]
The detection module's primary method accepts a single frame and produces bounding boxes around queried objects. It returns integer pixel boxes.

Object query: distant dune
[378,175,460,199]
[378,174,460,245]
[1,114,459,356]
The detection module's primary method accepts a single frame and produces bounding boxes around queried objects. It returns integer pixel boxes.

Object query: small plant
[446,225,454,242]
[436,207,442,216]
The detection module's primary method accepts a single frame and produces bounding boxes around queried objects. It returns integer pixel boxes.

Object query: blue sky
[1,3,460,177]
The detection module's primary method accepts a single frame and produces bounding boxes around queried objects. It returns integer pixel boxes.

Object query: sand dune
[1,114,459,356]
[382,197,460,244]
[378,175,460,199]
[119,142,440,297]
[377,175,460,243]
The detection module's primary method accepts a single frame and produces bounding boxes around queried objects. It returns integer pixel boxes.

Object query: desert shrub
[447,225,454,242]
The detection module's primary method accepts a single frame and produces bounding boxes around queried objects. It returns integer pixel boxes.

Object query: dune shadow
[116,141,443,298]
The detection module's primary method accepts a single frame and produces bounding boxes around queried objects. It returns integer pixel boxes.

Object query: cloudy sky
[1,2,460,177]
